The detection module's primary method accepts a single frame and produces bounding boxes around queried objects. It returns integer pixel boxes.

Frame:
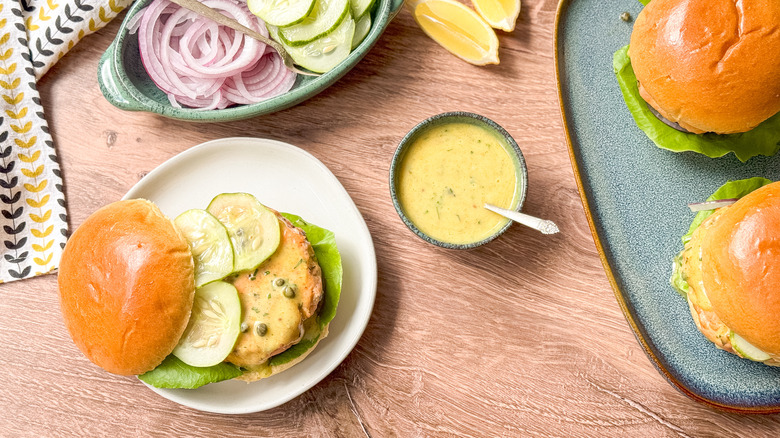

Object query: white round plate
[123,137,377,414]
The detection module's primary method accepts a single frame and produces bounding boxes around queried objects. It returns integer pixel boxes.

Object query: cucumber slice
[175,209,234,288]
[271,16,355,73]
[730,331,772,362]
[248,0,315,27]
[351,13,371,49]
[207,193,281,273]
[278,0,350,46]
[350,0,375,19]
[173,281,242,368]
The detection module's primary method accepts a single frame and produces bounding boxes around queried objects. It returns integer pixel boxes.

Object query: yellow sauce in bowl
[396,122,520,245]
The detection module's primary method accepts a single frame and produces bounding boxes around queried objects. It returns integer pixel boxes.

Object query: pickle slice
[730,331,772,362]
[248,0,315,27]
[269,16,355,74]
[175,209,234,288]
[173,281,242,367]
[207,193,282,273]
[278,0,350,46]
[351,13,371,49]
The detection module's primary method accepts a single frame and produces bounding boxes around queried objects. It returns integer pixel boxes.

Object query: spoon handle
[484,204,560,235]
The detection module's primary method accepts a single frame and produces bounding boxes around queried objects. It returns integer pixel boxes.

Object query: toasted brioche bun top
[58,199,195,375]
[629,0,780,134]
[696,182,780,354]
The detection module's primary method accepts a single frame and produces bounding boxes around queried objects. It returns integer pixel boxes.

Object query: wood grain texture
[2,0,780,436]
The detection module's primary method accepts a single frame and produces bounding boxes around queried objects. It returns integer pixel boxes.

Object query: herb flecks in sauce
[398,122,518,244]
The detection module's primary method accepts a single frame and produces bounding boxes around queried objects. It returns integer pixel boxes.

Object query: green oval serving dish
[97,0,404,122]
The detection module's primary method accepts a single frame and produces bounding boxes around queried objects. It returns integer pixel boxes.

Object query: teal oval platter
[98,0,403,122]
[555,0,780,412]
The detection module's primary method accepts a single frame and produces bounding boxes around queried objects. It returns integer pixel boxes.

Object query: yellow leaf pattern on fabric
[1,78,20,89]
[29,210,52,223]
[21,165,44,178]
[33,240,54,252]
[24,180,48,193]
[2,0,70,282]
[109,0,124,13]
[27,195,50,209]
[6,107,27,119]
[3,93,22,105]
[24,16,39,32]
[32,225,54,238]
[19,151,41,163]
[34,254,54,266]
[26,0,132,78]
[11,121,32,133]
[14,136,36,148]
[0,63,15,75]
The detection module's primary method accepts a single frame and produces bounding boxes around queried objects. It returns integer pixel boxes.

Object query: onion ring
[137,0,295,110]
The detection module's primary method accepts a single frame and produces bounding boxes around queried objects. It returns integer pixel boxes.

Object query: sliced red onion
[137,0,295,110]
[687,199,739,212]
[126,7,145,34]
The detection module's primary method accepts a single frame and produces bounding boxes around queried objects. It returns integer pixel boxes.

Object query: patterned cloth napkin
[0,0,131,283]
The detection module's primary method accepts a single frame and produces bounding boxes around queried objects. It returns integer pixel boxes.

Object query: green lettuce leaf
[681,177,773,244]
[139,356,242,389]
[613,45,780,162]
[141,214,342,388]
[670,251,689,298]
[671,177,773,298]
[638,0,649,5]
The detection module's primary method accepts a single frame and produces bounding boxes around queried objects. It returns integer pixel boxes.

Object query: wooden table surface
[3,0,780,436]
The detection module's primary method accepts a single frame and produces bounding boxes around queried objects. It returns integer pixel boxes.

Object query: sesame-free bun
[629,0,780,134]
[694,182,780,355]
[58,199,195,375]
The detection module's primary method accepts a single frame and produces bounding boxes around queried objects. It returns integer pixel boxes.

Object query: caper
[283,285,296,298]
[620,12,631,22]
[240,322,249,333]
[255,322,268,336]
[273,278,287,288]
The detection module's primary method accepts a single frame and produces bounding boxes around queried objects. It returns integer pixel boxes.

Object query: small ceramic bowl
[97,0,404,122]
[389,112,528,249]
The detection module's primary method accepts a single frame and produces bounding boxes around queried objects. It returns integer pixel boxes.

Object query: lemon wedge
[472,0,520,32]
[411,0,500,65]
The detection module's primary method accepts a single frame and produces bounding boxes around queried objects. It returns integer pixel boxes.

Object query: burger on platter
[57,194,341,388]
[672,178,780,364]
[614,0,780,160]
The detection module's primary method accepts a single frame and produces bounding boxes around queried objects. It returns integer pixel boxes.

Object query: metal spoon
[167,0,319,77]
[484,203,560,235]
